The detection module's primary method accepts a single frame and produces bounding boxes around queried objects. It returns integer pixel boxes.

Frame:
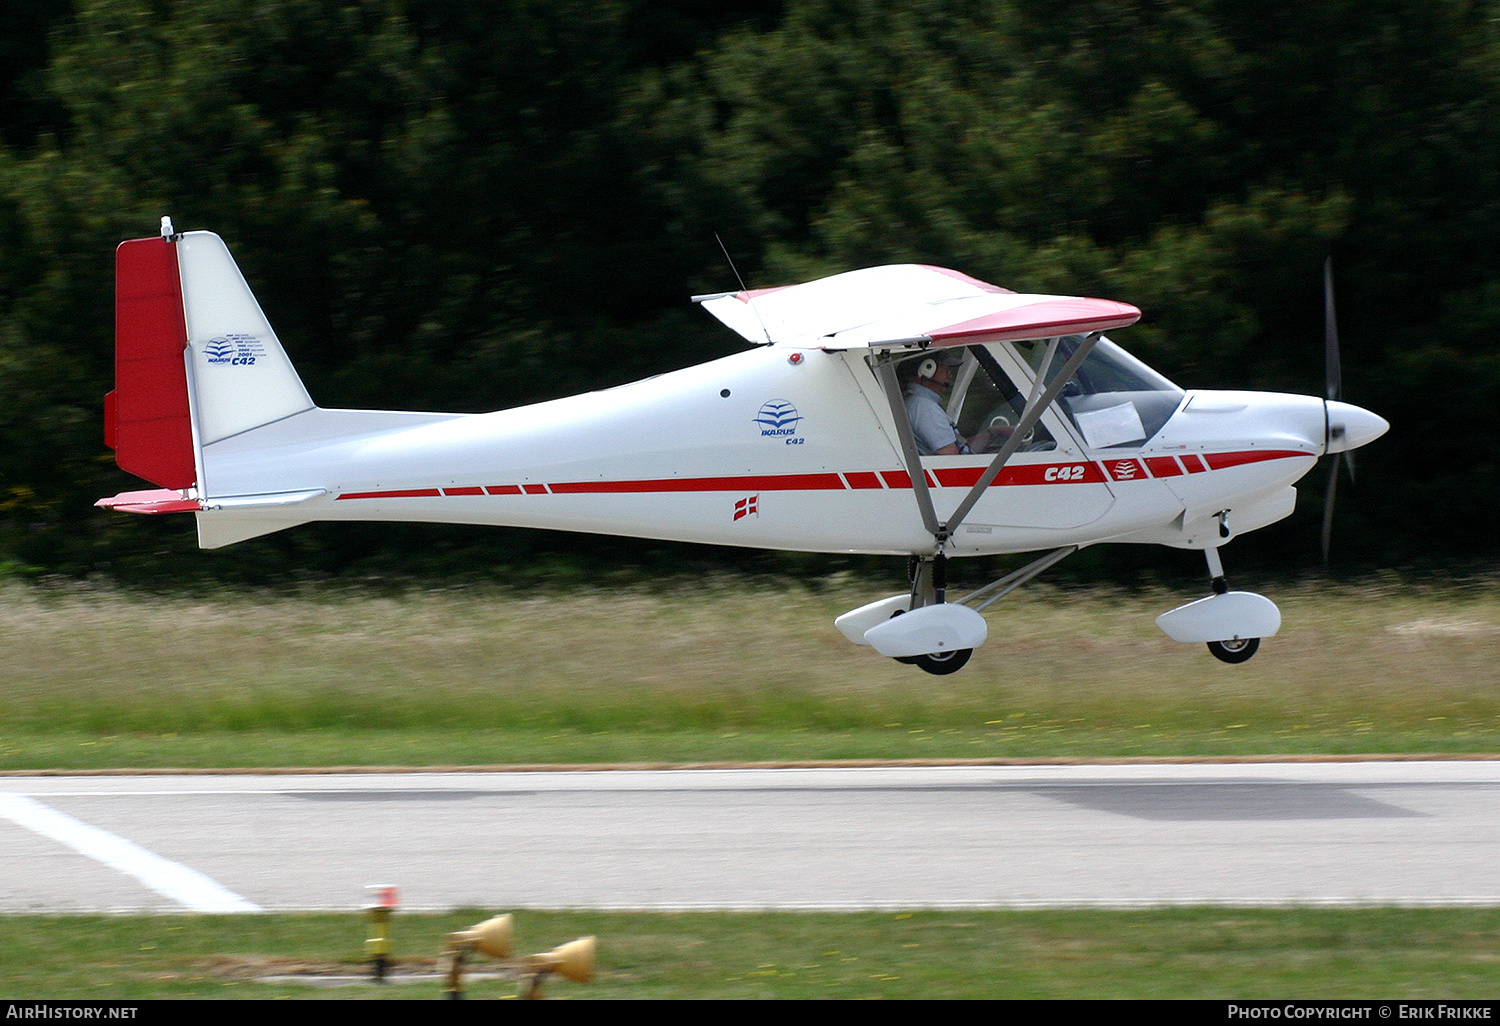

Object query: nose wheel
[911,648,972,675]
[1206,637,1259,664]
[1155,545,1278,664]
[1199,545,1263,664]
[1204,545,1259,664]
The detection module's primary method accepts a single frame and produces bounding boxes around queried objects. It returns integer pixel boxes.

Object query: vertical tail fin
[105,228,314,494]
[175,231,313,447]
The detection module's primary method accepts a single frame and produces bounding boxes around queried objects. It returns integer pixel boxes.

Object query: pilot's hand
[972,421,1013,452]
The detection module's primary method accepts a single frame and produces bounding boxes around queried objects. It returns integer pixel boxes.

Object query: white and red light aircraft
[99,219,1387,674]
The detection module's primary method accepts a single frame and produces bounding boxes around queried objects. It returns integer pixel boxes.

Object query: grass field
[2,577,1498,768]
[5,578,1500,1000]
[7,907,1500,999]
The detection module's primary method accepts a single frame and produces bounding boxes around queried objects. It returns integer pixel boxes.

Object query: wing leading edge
[695,264,1140,349]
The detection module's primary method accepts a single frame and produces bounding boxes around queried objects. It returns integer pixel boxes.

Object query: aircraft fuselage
[196,343,1370,556]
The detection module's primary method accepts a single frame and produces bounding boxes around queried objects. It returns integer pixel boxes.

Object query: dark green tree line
[1,0,1496,580]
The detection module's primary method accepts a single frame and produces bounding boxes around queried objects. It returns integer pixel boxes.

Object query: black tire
[887,607,921,663]
[912,648,973,675]
[1207,637,1259,664]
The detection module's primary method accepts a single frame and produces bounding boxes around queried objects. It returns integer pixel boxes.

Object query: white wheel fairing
[1155,591,1282,644]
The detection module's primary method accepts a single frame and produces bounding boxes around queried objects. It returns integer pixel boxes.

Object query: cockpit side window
[1016,335,1184,449]
[947,345,1058,452]
[886,346,1059,455]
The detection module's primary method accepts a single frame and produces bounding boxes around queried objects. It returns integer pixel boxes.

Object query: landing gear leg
[906,554,938,609]
[1205,544,1229,595]
[891,557,931,665]
[1202,544,1260,664]
[888,549,1077,675]
[897,553,974,674]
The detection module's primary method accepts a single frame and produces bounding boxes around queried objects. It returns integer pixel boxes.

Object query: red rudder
[110,237,195,491]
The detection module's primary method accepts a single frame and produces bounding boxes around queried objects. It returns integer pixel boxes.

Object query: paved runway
[4,761,1500,913]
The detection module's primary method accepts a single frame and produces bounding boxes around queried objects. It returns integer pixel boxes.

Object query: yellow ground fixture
[364,884,398,982]
[519,936,596,999]
[443,913,595,999]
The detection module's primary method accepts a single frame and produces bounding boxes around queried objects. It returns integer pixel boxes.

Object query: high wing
[695,264,1141,348]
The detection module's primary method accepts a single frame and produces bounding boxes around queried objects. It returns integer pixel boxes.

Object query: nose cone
[1325,400,1389,454]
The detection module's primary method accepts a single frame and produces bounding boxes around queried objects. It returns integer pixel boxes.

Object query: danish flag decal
[733,495,759,521]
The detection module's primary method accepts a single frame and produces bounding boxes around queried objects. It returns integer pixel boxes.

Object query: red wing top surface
[697,263,1140,348]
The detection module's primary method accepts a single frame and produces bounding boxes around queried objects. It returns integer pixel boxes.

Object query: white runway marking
[0,793,260,913]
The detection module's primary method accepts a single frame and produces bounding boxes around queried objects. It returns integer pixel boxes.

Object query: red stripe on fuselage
[1202,449,1310,470]
[548,473,846,494]
[331,451,1310,502]
[932,462,1106,487]
[336,488,442,500]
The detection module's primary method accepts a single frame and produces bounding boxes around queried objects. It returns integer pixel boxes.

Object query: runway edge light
[364,884,398,983]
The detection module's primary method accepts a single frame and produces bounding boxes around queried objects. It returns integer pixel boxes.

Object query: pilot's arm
[908,384,1009,454]
[907,393,961,454]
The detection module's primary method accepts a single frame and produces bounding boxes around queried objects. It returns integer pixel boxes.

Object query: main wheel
[886,608,921,663]
[912,648,972,675]
[1207,637,1259,664]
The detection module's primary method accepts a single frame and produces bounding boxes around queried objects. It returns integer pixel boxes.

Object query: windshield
[1015,335,1183,449]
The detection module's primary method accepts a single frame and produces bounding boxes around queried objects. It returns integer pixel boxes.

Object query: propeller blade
[1324,256,1341,403]
[1320,257,1354,567]
[1321,452,1339,566]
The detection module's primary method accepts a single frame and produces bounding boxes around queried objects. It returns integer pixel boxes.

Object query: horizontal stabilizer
[202,488,327,511]
[95,488,201,514]
[196,512,309,549]
[193,489,326,547]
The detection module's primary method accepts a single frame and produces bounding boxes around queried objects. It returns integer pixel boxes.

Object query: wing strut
[873,358,941,539]
[957,545,1078,612]
[875,331,1099,552]
[938,331,1101,542]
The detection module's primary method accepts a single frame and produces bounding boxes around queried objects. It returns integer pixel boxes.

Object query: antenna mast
[715,233,774,346]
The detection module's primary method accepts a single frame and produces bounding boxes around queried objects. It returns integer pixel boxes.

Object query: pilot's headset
[916,351,962,380]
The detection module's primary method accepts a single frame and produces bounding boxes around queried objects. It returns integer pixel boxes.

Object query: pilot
[904,350,1010,455]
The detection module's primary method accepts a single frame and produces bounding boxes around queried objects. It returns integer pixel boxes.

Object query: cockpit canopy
[896,335,1183,454]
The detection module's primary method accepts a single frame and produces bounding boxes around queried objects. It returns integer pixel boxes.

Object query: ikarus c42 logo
[203,333,267,366]
[754,400,804,444]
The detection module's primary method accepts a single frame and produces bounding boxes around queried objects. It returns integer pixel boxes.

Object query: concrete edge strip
[3,753,1499,776]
